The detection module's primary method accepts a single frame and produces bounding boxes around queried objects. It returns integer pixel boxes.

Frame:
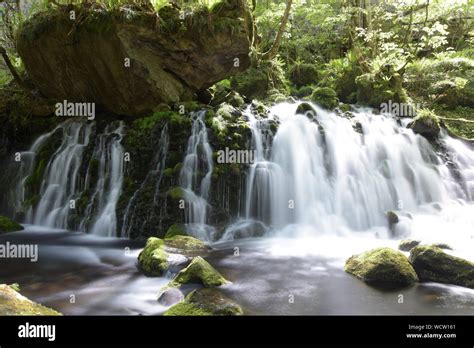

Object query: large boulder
[409,245,474,289]
[345,247,418,287]
[170,256,228,287]
[0,284,61,315]
[164,288,242,316]
[0,215,24,234]
[16,1,254,116]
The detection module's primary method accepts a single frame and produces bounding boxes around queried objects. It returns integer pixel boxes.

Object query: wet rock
[164,288,242,316]
[296,102,316,116]
[345,247,418,287]
[408,110,441,140]
[398,239,421,252]
[0,284,61,315]
[164,235,209,253]
[0,215,24,234]
[170,256,228,287]
[157,287,185,306]
[409,245,474,288]
[137,237,169,276]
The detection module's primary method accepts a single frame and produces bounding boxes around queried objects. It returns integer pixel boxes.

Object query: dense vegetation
[0,0,473,139]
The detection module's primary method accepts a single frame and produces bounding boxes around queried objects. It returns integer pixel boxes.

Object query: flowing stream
[2,102,474,315]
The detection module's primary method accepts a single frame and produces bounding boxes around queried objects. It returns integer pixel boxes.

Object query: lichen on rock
[169,256,228,287]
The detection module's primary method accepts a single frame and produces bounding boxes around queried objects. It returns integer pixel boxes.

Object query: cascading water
[179,110,214,240]
[237,102,474,241]
[121,124,169,238]
[32,122,94,228]
[16,120,125,237]
[84,122,125,237]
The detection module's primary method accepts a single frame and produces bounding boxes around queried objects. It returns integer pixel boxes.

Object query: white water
[235,102,474,254]
[88,122,125,237]
[32,122,94,228]
[179,111,215,241]
[17,121,126,237]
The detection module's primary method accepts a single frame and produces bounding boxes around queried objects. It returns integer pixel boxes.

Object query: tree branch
[261,0,293,61]
[0,45,25,87]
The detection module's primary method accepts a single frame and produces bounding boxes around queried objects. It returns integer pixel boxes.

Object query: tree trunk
[0,46,25,88]
[261,0,293,61]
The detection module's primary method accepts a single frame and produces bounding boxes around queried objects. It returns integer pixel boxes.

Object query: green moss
[169,256,228,287]
[165,224,187,239]
[0,216,24,234]
[137,237,169,276]
[0,284,61,315]
[165,235,208,252]
[345,247,418,287]
[163,301,213,316]
[310,87,339,110]
[168,187,186,200]
[163,288,243,316]
[409,245,474,288]
[408,109,441,139]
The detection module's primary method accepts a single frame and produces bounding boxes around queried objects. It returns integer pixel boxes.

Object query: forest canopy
[1,0,473,137]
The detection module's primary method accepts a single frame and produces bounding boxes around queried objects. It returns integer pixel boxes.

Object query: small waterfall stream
[179,110,215,240]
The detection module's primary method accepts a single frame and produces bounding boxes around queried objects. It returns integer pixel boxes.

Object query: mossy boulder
[0,215,24,234]
[345,247,418,287]
[137,237,169,276]
[398,239,421,252]
[165,235,209,253]
[310,87,339,110]
[164,288,242,316]
[409,245,474,289]
[296,102,317,116]
[165,224,187,239]
[16,1,254,115]
[170,256,228,287]
[408,109,441,140]
[0,284,61,315]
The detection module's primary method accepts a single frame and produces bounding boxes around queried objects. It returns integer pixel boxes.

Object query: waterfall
[32,122,94,228]
[242,102,473,237]
[86,122,125,237]
[120,124,169,238]
[16,120,125,237]
[179,110,214,240]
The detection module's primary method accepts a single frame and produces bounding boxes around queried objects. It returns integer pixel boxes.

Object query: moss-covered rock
[157,286,185,306]
[163,288,242,316]
[345,247,418,287]
[165,224,187,239]
[310,87,339,110]
[165,235,209,253]
[0,215,24,234]
[409,245,474,289]
[408,109,441,140]
[137,237,169,276]
[0,284,61,315]
[296,102,316,115]
[170,256,228,287]
[398,239,421,252]
[17,1,254,116]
